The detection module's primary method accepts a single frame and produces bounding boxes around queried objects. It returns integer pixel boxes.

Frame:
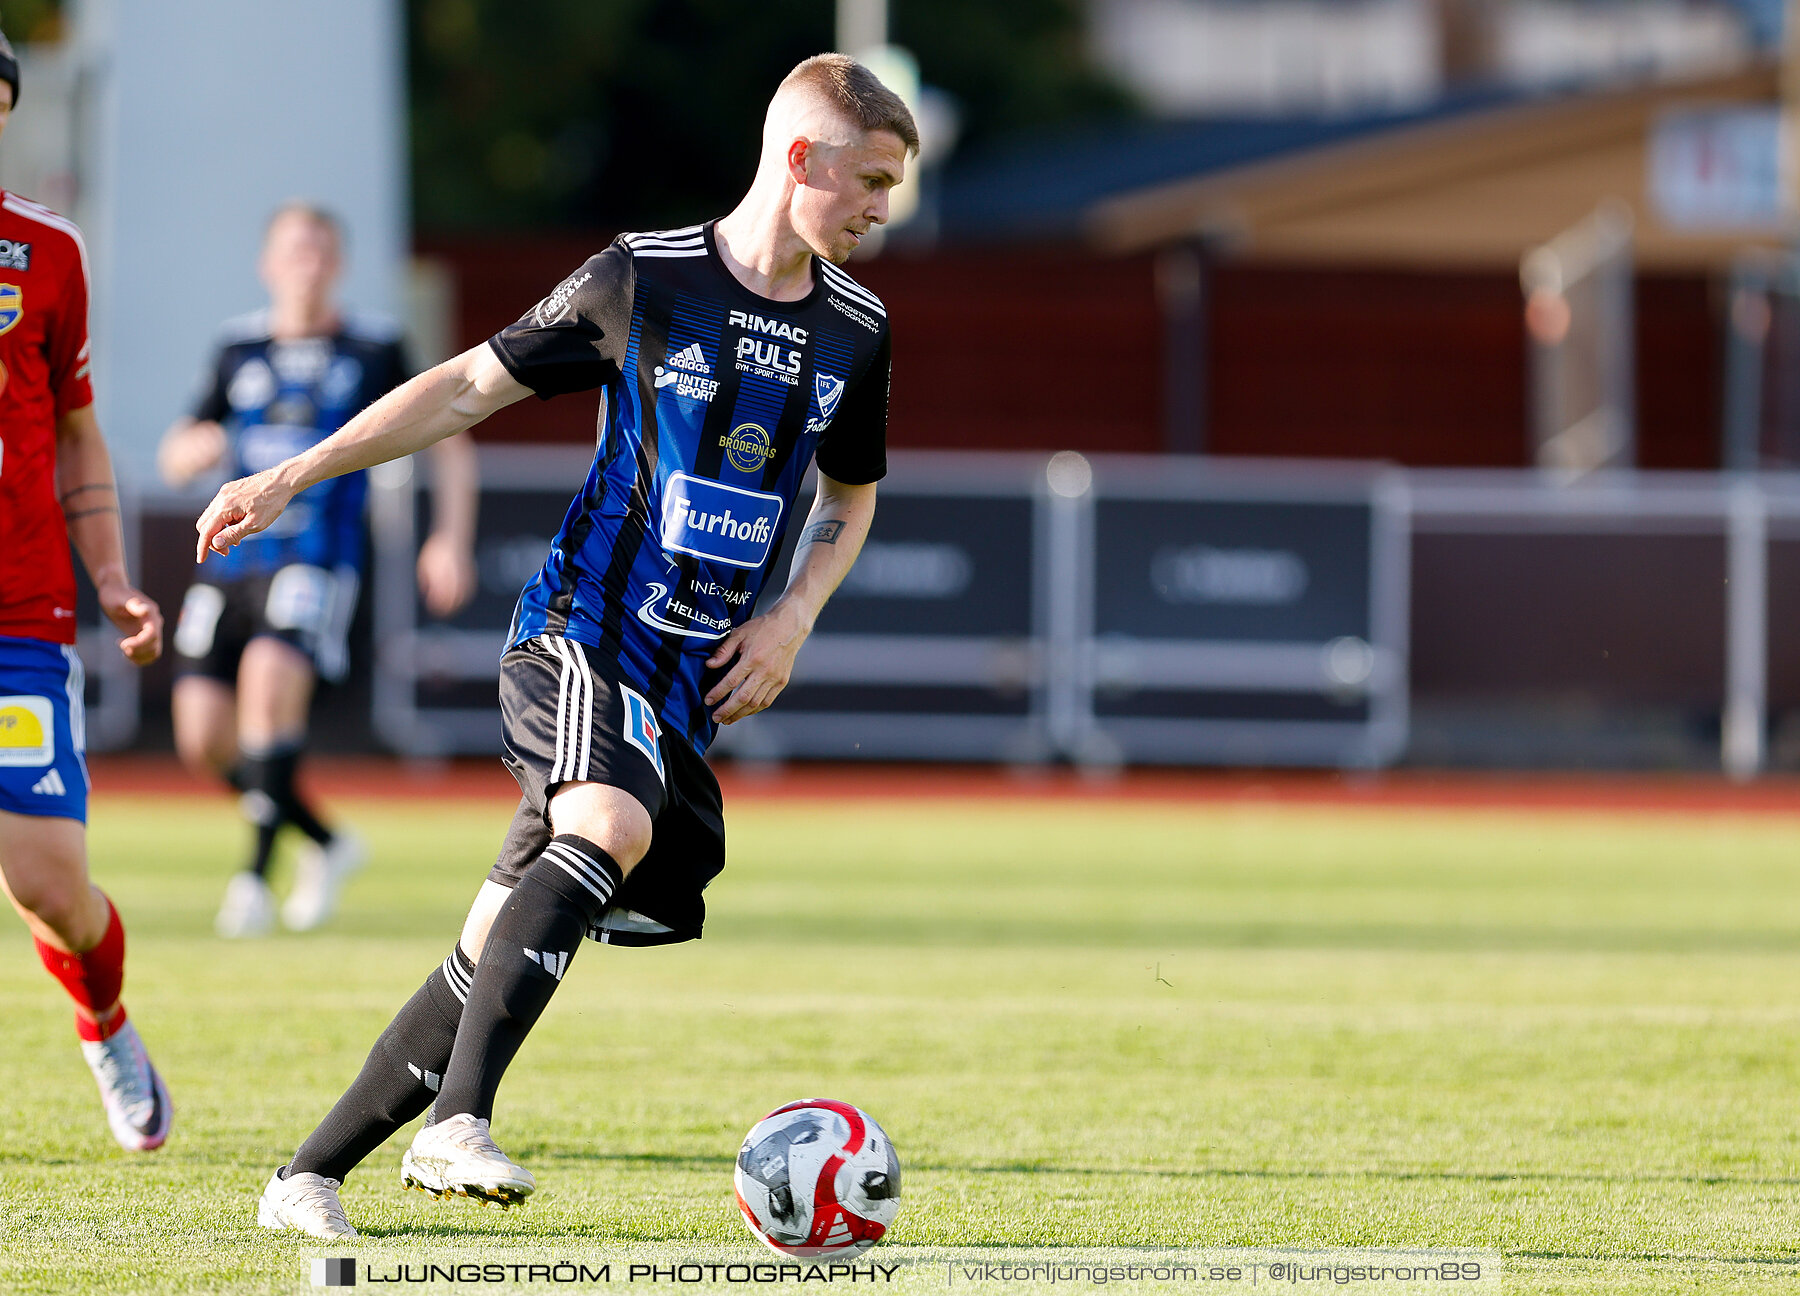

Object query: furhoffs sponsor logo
[660,472,783,569]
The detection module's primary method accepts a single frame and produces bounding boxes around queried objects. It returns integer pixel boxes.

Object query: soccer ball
[733,1099,902,1257]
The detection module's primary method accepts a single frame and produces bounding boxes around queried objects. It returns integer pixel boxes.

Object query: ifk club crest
[814,371,845,421]
[0,284,21,337]
[719,422,774,473]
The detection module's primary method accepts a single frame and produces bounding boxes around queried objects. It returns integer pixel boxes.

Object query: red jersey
[0,190,94,644]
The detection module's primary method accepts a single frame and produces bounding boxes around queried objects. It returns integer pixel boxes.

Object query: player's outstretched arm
[55,403,163,665]
[156,417,227,488]
[196,343,525,562]
[704,473,878,724]
[417,431,480,616]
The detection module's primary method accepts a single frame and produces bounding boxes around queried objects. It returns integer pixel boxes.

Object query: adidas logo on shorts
[31,770,65,797]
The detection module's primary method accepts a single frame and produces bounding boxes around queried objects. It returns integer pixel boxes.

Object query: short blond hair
[778,54,919,157]
[265,200,344,249]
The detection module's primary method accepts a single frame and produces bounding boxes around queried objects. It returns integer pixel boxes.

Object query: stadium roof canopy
[937,61,1785,270]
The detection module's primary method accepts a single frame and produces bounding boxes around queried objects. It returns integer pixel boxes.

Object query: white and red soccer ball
[733,1099,902,1258]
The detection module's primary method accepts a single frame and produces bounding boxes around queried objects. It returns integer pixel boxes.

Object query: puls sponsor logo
[735,335,802,384]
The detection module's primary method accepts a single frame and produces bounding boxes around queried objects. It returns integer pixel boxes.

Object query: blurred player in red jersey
[0,28,173,1150]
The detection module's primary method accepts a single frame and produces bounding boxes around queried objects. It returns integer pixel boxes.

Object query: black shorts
[489,634,725,947]
[172,564,360,685]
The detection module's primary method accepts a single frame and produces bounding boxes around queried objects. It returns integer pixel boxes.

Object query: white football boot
[215,871,275,938]
[79,1020,173,1152]
[257,1167,360,1240]
[282,831,366,932]
[401,1113,536,1207]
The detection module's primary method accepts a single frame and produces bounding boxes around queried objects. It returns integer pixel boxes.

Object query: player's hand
[195,469,295,562]
[703,602,812,724]
[417,531,477,617]
[97,580,162,665]
[157,420,227,487]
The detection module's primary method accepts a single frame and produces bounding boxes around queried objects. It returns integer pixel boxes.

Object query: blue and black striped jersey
[490,220,891,755]
[191,311,411,579]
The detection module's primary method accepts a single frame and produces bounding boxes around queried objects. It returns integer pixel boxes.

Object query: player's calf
[429,835,622,1123]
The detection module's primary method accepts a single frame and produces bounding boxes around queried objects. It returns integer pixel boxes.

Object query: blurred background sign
[1076,459,1409,769]
[1650,106,1788,230]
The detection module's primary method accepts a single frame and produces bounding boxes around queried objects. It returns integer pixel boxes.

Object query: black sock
[238,744,334,866]
[433,836,621,1123]
[231,765,283,880]
[288,944,475,1182]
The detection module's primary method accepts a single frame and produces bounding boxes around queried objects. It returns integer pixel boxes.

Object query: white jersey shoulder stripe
[632,248,707,258]
[2,193,91,286]
[817,260,886,315]
[624,233,704,247]
[216,309,274,345]
[624,225,703,247]
[817,259,885,311]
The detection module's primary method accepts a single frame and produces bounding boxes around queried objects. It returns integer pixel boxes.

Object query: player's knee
[174,731,232,778]
[7,869,88,940]
[547,784,653,871]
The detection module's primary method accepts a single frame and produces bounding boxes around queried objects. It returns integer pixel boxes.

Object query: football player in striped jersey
[209,54,915,1238]
[160,204,478,937]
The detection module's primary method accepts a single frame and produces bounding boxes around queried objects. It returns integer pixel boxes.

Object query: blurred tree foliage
[410,0,1132,231]
[0,0,66,44]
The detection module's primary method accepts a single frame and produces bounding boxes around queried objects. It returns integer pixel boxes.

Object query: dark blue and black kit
[174,311,411,683]
[484,221,891,944]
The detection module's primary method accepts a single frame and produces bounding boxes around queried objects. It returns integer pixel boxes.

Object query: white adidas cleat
[401,1113,536,1207]
[282,831,366,932]
[80,1020,173,1152]
[257,1166,360,1240]
[215,871,275,939]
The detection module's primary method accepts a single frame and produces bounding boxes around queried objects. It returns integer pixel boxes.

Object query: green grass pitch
[2,788,1800,1292]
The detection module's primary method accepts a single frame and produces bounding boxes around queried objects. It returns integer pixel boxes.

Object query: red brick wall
[417,235,1720,467]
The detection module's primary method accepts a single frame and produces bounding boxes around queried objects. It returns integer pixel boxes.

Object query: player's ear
[786,137,810,186]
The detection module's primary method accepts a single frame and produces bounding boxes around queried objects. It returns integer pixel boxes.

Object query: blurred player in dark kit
[198,54,914,1238]
[0,26,172,1151]
[160,204,479,937]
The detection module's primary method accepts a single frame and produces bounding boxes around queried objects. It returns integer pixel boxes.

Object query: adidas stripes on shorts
[489,634,725,947]
[0,634,90,822]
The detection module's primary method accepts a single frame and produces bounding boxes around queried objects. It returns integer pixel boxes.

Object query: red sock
[34,894,128,1043]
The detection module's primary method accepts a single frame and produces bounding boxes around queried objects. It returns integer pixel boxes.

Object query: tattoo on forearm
[802,519,845,546]
[59,483,116,503]
[63,505,120,523]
